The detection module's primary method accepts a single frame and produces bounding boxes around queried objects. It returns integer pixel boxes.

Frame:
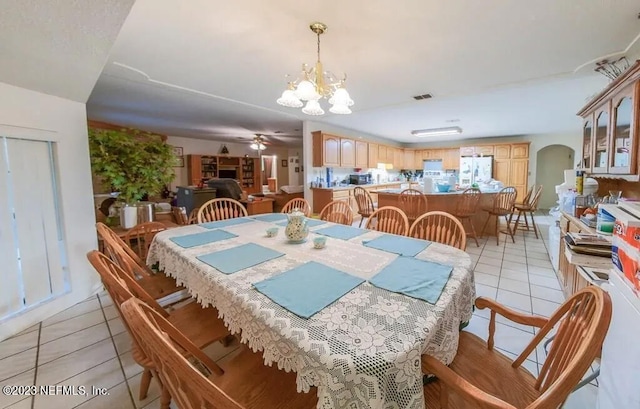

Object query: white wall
[0,82,98,340]
[536,145,575,209]
[166,136,301,189]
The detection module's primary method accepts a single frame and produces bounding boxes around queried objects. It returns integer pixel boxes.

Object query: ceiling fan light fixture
[277,22,353,116]
[250,135,267,150]
[411,126,463,137]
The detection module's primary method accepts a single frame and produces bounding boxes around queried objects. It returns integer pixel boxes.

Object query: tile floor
[0,212,598,409]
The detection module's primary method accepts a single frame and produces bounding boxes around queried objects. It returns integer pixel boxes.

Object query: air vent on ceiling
[413,93,433,100]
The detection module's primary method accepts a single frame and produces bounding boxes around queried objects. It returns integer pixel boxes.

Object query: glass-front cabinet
[609,88,634,174]
[577,60,640,180]
[582,118,593,171]
[592,105,610,174]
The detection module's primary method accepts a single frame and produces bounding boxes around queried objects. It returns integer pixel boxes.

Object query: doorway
[261,155,277,192]
[535,145,574,209]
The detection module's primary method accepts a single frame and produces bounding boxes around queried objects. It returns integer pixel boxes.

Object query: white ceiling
[0,0,135,103]
[85,0,640,144]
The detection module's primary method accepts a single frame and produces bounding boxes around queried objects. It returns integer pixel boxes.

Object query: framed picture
[281,159,288,167]
[294,167,300,173]
[175,156,185,167]
[171,146,183,157]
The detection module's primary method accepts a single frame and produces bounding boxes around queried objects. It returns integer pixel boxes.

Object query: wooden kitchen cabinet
[442,148,459,170]
[340,138,356,167]
[592,104,611,174]
[511,144,529,159]
[494,159,510,186]
[403,149,416,169]
[368,143,378,168]
[609,87,635,174]
[312,131,340,167]
[494,145,511,159]
[378,145,388,164]
[475,145,494,156]
[393,148,403,169]
[510,159,529,201]
[355,141,368,168]
[414,151,424,169]
[581,118,594,171]
[459,146,475,156]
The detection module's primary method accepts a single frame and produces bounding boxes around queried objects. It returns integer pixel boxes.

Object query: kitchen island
[374,188,500,237]
[311,182,419,214]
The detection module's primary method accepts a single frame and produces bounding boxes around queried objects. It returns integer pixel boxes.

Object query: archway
[536,145,575,209]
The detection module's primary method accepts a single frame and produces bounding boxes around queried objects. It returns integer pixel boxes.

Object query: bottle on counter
[576,170,584,195]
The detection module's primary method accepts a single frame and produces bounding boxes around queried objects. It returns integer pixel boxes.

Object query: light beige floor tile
[531,298,561,318]
[563,382,598,409]
[526,250,550,261]
[102,304,120,321]
[128,370,162,408]
[0,369,34,407]
[0,329,39,361]
[498,277,531,296]
[12,324,40,338]
[5,397,33,408]
[493,323,536,361]
[530,285,565,303]
[41,297,100,328]
[474,272,499,287]
[36,338,116,386]
[0,347,37,382]
[75,381,135,409]
[119,351,144,380]
[475,283,498,299]
[501,260,527,272]
[113,331,133,355]
[466,246,483,255]
[98,293,114,308]
[503,253,527,264]
[527,257,553,269]
[474,262,501,275]
[496,289,532,312]
[500,268,529,283]
[481,249,503,259]
[528,273,561,290]
[34,357,124,409]
[38,323,110,366]
[527,265,556,278]
[39,309,105,344]
[107,317,126,336]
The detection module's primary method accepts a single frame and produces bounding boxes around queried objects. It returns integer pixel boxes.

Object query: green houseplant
[88,127,175,227]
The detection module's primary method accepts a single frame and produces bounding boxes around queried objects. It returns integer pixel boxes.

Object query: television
[218,169,238,179]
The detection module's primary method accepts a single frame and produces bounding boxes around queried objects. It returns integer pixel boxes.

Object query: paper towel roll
[564,170,576,188]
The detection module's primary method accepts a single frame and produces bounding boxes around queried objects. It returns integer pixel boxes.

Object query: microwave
[349,174,371,185]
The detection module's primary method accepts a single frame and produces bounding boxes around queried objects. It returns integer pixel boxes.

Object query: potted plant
[88,128,175,228]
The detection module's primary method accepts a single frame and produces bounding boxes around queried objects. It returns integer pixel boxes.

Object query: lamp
[411,127,463,137]
[250,135,266,151]
[276,22,354,115]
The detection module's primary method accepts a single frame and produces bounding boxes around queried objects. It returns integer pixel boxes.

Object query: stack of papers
[565,232,612,258]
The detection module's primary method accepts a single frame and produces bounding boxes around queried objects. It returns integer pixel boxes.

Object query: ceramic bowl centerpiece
[285,209,309,243]
[266,227,278,238]
[313,236,327,249]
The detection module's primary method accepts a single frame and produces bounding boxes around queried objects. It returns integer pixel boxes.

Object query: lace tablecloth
[148,217,475,409]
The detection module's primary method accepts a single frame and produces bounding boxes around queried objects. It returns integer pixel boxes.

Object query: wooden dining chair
[123,221,167,260]
[281,197,311,216]
[87,250,230,406]
[353,187,377,228]
[452,188,481,247]
[409,211,466,251]
[515,185,535,207]
[198,198,248,223]
[319,200,353,226]
[422,286,612,409]
[96,222,185,302]
[511,185,544,239]
[120,297,319,409]
[366,206,409,236]
[398,189,428,224]
[172,206,189,225]
[480,186,517,245]
[188,207,200,224]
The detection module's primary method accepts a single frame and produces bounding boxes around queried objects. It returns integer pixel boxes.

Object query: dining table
[147,214,475,409]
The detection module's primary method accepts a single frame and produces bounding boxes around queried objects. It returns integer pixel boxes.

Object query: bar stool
[480,186,517,245]
[452,187,481,247]
[510,185,543,239]
[398,188,428,225]
[354,187,376,227]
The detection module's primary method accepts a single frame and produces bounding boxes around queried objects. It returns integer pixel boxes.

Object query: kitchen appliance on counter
[349,173,372,185]
[459,156,493,186]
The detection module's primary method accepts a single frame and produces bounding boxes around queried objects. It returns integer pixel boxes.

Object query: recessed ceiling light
[412,93,433,101]
[411,126,462,137]
[445,119,460,123]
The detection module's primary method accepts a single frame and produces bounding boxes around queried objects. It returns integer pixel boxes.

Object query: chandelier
[276,22,354,116]
[250,135,266,150]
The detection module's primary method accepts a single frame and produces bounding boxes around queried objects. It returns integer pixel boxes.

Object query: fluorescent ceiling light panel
[411,126,462,137]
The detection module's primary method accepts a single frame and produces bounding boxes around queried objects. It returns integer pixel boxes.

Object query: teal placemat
[196,243,284,274]
[200,218,255,229]
[276,218,326,228]
[251,213,289,223]
[363,234,431,257]
[315,225,368,240]
[253,261,364,318]
[169,229,237,248]
[369,257,452,304]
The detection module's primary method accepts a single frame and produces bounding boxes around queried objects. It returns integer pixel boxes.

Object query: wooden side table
[241,198,274,215]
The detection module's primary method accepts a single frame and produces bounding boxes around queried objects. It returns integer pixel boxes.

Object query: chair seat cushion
[423,331,540,408]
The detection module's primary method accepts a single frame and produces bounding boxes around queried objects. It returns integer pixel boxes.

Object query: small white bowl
[313,237,327,249]
[266,227,278,238]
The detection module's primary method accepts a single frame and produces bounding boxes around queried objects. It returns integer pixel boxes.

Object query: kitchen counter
[311,182,413,192]
[374,188,502,195]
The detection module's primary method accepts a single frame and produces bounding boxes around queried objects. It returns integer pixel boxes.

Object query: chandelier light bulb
[277,89,303,108]
[295,80,320,101]
[329,103,352,115]
[302,100,325,116]
[328,87,354,107]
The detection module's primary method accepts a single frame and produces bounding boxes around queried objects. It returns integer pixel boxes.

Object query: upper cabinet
[577,60,640,180]
[368,143,378,168]
[403,149,415,170]
[312,131,340,167]
[494,145,511,159]
[340,138,356,167]
[610,87,635,174]
[511,143,529,159]
[355,141,368,168]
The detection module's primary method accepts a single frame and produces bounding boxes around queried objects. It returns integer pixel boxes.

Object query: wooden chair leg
[139,369,153,400]
[467,217,479,247]
[480,213,491,239]
[530,211,539,239]
[358,216,365,228]
[495,214,499,245]
[522,210,530,231]
[513,210,522,233]
[160,385,171,409]
[504,215,515,243]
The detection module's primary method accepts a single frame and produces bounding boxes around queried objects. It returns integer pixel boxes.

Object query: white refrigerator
[459,156,493,186]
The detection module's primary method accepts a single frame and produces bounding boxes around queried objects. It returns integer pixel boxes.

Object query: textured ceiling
[0,0,135,102]
[87,0,640,143]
